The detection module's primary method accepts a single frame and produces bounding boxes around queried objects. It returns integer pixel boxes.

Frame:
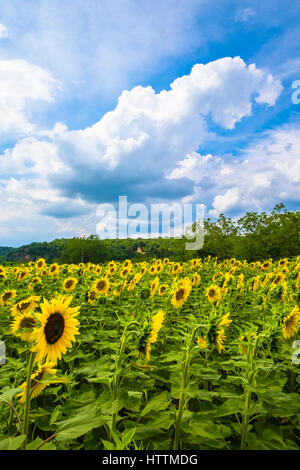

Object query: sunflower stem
[240,337,259,450]
[22,351,35,449]
[173,325,202,450]
[110,324,138,439]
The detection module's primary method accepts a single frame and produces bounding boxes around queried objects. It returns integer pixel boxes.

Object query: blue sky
[0,0,299,246]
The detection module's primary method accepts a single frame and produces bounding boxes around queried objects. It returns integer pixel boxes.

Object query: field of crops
[0,255,300,450]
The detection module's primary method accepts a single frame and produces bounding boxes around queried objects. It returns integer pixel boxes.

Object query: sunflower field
[0,255,300,451]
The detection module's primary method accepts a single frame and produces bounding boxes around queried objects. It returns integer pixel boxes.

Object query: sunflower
[120,268,130,278]
[36,258,46,271]
[218,312,232,329]
[49,263,60,277]
[150,276,160,297]
[252,275,260,292]
[145,310,165,362]
[261,272,273,288]
[191,273,201,286]
[215,328,227,353]
[93,277,109,294]
[196,335,207,349]
[11,313,37,342]
[0,289,16,307]
[155,263,163,274]
[127,273,142,291]
[212,272,223,282]
[261,260,272,271]
[208,312,232,354]
[282,306,300,340]
[17,268,29,281]
[206,284,222,303]
[87,289,98,304]
[271,272,285,286]
[158,284,168,296]
[278,258,288,268]
[140,266,147,276]
[171,279,192,308]
[149,265,156,275]
[11,296,40,317]
[108,265,116,275]
[63,277,78,292]
[31,295,80,364]
[123,259,132,270]
[190,259,199,269]
[17,361,69,404]
[171,263,182,275]
[237,273,244,290]
[296,272,300,289]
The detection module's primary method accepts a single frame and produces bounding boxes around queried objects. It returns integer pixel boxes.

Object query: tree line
[1,204,299,264]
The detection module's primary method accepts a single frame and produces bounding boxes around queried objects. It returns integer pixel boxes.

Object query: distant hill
[0,246,14,262]
[2,239,71,264]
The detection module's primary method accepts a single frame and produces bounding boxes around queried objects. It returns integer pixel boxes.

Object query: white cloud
[52,56,281,177]
[0,56,283,243]
[210,188,240,216]
[169,124,300,216]
[234,7,256,22]
[0,59,62,137]
[0,23,8,39]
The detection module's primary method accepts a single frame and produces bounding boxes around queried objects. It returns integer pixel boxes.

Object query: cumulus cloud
[0,59,62,138]
[0,56,284,243]
[168,124,300,216]
[46,56,282,203]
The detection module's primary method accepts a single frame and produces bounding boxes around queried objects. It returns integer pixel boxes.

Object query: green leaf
[140,391,171,417]
[0,435,26,450]
[55,415,106,441]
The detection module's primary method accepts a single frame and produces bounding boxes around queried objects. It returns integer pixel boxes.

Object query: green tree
[60,235,109,264]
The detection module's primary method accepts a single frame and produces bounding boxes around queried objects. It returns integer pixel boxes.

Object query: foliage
[0,254,299,450]
[60,235,109,264]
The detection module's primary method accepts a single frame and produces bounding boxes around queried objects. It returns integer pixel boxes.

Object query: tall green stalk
[22,351,35,449]
[240,337,259,450]
[173,325,203,450]
[110,321,139,438]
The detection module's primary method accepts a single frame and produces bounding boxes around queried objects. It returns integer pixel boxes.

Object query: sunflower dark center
[65,280,74,288]
[44,313,65,345]
[19,302,31,311]
[20,317,36,329]
[176,288,185,301]
[97,281,105,290]
[208,289,216,297]
[3,292,12,301]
